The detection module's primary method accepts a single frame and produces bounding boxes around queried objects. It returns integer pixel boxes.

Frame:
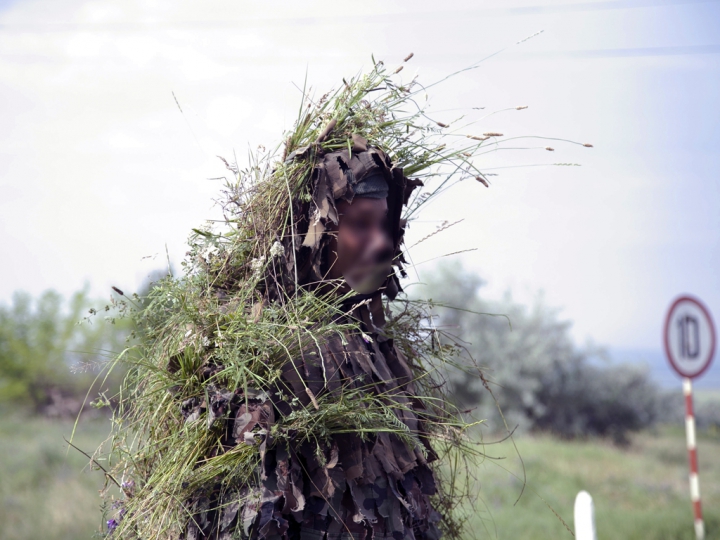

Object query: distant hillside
[609,348,720,389]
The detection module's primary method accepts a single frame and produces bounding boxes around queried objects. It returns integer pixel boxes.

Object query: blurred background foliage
[0,266,718,539]
[0,287,130,417]
[419,262,676,444]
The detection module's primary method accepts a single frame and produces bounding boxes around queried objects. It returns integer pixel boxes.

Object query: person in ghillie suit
[182,137,440,540]
[97,62,512,540]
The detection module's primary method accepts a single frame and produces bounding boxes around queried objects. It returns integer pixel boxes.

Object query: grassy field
[468,426,720,539]
[0,415,718,540]
[0,414,112,540]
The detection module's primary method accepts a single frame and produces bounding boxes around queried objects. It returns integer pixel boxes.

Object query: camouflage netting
[93,57,523,540]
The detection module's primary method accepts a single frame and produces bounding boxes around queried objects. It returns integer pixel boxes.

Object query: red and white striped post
[664,295,715,540]
[683,377,704,540]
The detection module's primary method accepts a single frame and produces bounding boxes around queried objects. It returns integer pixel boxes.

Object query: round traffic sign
[664,295,716,379]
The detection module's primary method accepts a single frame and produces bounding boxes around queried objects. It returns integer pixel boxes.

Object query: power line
[0,0,718,34]
[524,43,720,57]
[2,44,719,65]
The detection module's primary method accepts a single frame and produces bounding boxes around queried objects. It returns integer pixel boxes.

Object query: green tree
[0,287,129,414]
[420,262,662,442]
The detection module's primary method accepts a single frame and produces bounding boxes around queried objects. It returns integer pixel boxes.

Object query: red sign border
[664,295,716,379]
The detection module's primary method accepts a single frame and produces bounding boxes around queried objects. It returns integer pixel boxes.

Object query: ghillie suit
[96,58,547,540]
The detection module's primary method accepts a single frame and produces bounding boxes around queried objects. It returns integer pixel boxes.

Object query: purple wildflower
[107,519,118,532]
[111,501,127,518]
[121,479,135,497]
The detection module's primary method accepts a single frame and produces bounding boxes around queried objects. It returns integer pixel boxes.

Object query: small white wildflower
[361,333,374,344]
[199,220,215,233]
[250,256,266,271]
[250,256,266,280]
[200,245,219,262]
[270,241,285,259]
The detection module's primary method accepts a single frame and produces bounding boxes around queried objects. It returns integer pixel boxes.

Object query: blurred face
[325,197,394,294]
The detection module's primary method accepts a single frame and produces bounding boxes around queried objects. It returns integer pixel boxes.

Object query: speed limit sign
[664,295,716,379]
[664,295,716,540]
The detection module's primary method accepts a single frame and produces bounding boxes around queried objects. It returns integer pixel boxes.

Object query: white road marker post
[574,490,596,540]
[664,295,716,540]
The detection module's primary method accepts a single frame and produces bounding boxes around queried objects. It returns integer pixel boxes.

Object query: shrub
[421,262,663,442]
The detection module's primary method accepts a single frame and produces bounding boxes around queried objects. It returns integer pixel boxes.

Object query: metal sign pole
[683,377,704,540]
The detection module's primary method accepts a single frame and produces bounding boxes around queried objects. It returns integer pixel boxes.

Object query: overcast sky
[1,0,719,371]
